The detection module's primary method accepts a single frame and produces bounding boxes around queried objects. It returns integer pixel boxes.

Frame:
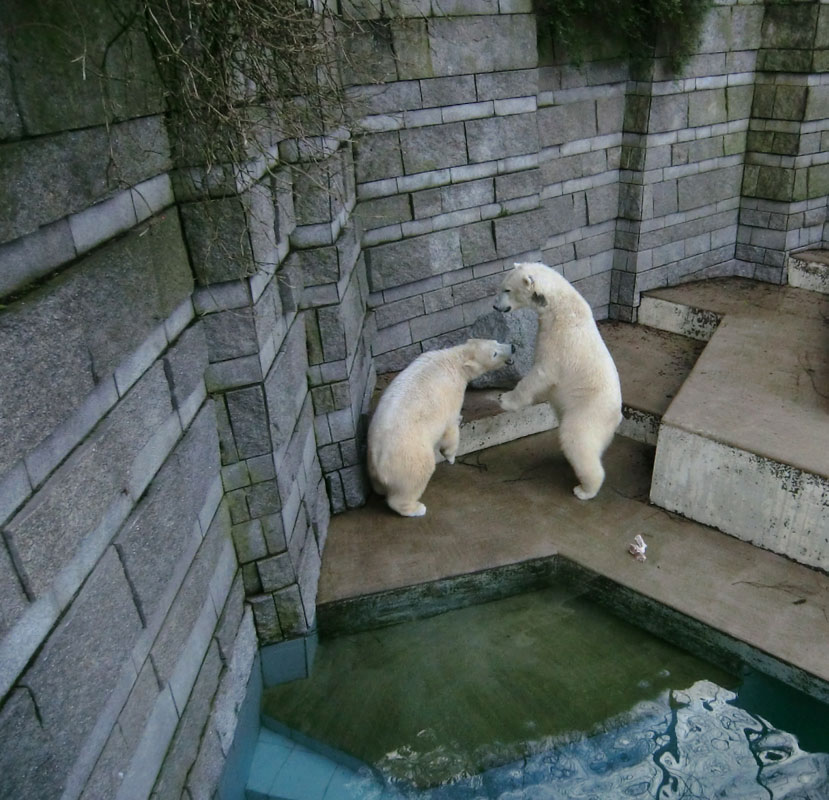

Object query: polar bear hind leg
[558,412,614,500]
[437,415,461,464]
[382,445,434,517]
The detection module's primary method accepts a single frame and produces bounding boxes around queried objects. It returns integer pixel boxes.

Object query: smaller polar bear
[494,262,622,500]
[368,339,515,517]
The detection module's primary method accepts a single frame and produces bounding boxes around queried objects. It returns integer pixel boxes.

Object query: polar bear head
[461,338,516,379]
[492,261,562,313]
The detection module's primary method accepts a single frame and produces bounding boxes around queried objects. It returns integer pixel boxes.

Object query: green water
[263,586,738,787]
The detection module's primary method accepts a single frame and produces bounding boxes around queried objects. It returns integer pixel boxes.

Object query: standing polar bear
[494,262,622,500]
[368,339,515,517]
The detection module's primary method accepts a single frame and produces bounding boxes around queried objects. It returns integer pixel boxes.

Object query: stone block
[400,122,467,174]
[420,75,477,108]
[246,479,283,520]
[0,219,75,300]
[597,95,624,136]
[761,3,819,50]
[0,688,58,798]
[274,584,309,636]
[21,548,143,789]
[340,22,398,85]
[493,208,547,258]
[150,641,224,800]
[0,540,28,639]
[354,130,404,184]
[623,94,650,134]
[468,308,536,388]
[495,168,541,202]
[649,94,688,133]
[5,0,163,135]
[585,184,618,226]
[355,194,412,231]
[225,387,271,460]
[6,364,172,597]
[428,16,536,76]
[366,228,461,291]
[678,165,742,212]
[538,99,597,147]
[773,84,808,121]
[652,181,679,217]
[347,81,422,116]
[202,307,259,363]
[727,85,753,122]
[393,19,433,80]
[115,405,219,622]
[151,511,229,692]
[460,220,497,266]
[375,294,425,329]
[689,89,727,128]
[164,324,208,410]
[257,553,295,593]
[432,0,498,14]
[466,113,539,163]
[0,214,190,477]
[264,319,308,449]
[543,193,587,236]
[179,197,254,286]
[475,69,538,101]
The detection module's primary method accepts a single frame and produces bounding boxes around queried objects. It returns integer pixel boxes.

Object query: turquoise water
[258,587,829,799]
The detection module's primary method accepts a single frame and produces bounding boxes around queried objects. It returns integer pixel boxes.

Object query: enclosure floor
[318,432,829,687]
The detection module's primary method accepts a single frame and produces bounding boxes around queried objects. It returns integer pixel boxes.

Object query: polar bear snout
[493,296,511,313]
[505,343,516,365]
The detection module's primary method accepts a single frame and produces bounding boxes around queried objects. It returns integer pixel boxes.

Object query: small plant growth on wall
[142,0,350,178]
[535,0,711,70]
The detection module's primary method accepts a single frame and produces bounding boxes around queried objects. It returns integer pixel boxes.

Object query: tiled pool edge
[317,554,829,706]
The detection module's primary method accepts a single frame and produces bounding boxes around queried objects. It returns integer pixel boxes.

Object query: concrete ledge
[651,424,829,571]
[788,249,829,295]
[637,295,720,340]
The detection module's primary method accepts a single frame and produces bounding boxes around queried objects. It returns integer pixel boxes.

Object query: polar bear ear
[522,274,535,289]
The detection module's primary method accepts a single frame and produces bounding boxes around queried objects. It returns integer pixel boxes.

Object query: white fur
[368,339,514,517]
[494,262,622,500]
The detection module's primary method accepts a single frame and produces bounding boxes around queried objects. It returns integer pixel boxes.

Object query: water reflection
[359,680,829,799]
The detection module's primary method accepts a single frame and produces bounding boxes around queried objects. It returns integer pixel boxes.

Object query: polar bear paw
[573,484,598,501]
[499,390,522,412]
[389,497,427,517]
[402,502,427,517]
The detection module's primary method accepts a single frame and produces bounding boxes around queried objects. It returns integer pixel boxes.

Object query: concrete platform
[318,433,829,698]
[788,249,829,295]
[645,279,829,570]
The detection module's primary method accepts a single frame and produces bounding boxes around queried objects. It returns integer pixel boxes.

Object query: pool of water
[261,586,829,799]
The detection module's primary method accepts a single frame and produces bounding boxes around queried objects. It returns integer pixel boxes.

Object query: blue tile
[247,735,294,798]
[273,747,337,800]
[262,639,309,687]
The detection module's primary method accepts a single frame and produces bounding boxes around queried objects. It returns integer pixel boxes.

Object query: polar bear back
[369,349,467,445]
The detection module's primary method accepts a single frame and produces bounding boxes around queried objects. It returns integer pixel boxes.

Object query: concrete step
[788,249,829,295]
[645,278,829,571]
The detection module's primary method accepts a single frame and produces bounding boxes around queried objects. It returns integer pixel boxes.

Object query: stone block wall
[737,1,829,281]
[0,2,261,798]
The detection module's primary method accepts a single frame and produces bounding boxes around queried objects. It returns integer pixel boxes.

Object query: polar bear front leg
[438,415,461,464]
[500,368,548,411]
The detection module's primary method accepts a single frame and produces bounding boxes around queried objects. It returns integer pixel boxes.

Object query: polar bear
[368,339,516,517]
[493,262,622,500]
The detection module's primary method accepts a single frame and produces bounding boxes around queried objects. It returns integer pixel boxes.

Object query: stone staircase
[452,256,829,572]
[643,261,829,573]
